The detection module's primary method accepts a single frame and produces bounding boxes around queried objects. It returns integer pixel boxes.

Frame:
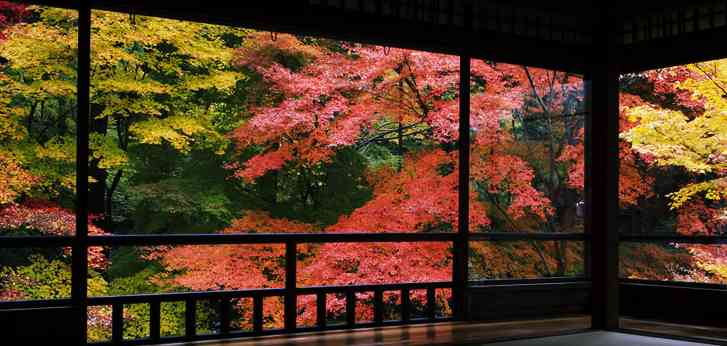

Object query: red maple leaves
[0,1,26,39]
[0,200,108,268]
[149,34,585,325]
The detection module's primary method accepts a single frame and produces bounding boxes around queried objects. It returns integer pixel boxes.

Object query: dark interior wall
[621,283,727,327]
[0,306,81,342]
[468,283,591,321]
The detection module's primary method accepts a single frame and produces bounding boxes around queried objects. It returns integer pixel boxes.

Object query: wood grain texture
[164,316,590,346]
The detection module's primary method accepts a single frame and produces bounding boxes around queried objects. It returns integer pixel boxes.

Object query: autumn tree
[619,60,727,282]
[146,33,587,328]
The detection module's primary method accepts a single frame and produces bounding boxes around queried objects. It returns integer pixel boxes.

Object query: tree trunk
[88,104,108,217]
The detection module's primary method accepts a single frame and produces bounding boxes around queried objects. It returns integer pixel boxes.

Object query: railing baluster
[284,241,297,331]
[92,283,455,343]
[346,290,356,326]
[220,298,231,334]
[149,301,160,341]
[253,295,263,333]
[112,303,123,344]
[316,292,326,328]
[374,289,384,325]
[185,299,196,337]
[426,287,436,320]
[401,289,411,322]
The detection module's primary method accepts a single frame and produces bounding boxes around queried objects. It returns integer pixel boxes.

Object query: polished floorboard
[621,318,727,342]
[166,317,717,346]
[168,317,592,346]
[488,331,711,346]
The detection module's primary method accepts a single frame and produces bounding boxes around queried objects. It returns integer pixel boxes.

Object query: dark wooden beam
[586,10,620,330]
[620,25,727,73]
[21,0,589,73]
[72,1,91,344]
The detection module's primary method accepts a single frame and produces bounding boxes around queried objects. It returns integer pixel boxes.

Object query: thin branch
[694,62,727,97]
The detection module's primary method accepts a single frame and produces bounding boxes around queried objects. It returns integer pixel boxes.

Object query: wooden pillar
[587,11,620,330]
[73,1,92,344]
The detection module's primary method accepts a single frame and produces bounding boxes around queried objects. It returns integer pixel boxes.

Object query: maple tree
[145,33,587,329]
[618,60,727,283]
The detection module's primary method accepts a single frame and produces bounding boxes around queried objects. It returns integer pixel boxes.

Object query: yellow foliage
[89,133,129,170]
[130,115,227,153]
[622,58,727,210]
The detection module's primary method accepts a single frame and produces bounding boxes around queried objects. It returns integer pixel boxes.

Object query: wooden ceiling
[27,0,727,73]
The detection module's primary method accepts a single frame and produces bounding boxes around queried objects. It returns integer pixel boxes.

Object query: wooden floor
[166,316,591,346]
[621,318,727,343]
[488,331,712,346]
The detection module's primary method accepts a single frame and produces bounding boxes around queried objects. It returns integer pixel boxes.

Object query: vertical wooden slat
[426,287,436,320]
[346,291,356,326]
[316,292,326,328]
[284,241,297,331]
[449,0,455,26]
[374,289,384,324]
[111,303,123,344]
[694,7,700,31]
[73,1,91,344]
[149,301,160,342]
[253,295,263,332]
[646,15,652,40]
[453,51,471,321]
[432,0,440,25]
[185,299,196,337]
[401,289,411,322]
[219,298,231,334]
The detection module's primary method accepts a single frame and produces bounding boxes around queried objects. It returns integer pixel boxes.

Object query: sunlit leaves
[0,152,35,204]
[130,115,226,154]
[0,255,72,300]
[668,179,727,210]
[90,133,128,170]
[622,105,725,174]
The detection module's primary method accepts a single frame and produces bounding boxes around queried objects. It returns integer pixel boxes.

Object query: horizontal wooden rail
[0,232,589,249]
[86,282,455,305]
[469,232,588,241]
[469,277,589,286]
[87,288,285,305]
[0,236,75,248]
[0,298,74,309]
[620,278,727,291]
[85,233,456,246]
[619,234,727,244]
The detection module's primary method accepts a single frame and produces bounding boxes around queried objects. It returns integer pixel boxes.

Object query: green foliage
[106,269,219,339]
[249,148,373,226]
[125,145,239,233]
[107,247,158,279]
[0,255,71,299]
[0,254,107,300]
